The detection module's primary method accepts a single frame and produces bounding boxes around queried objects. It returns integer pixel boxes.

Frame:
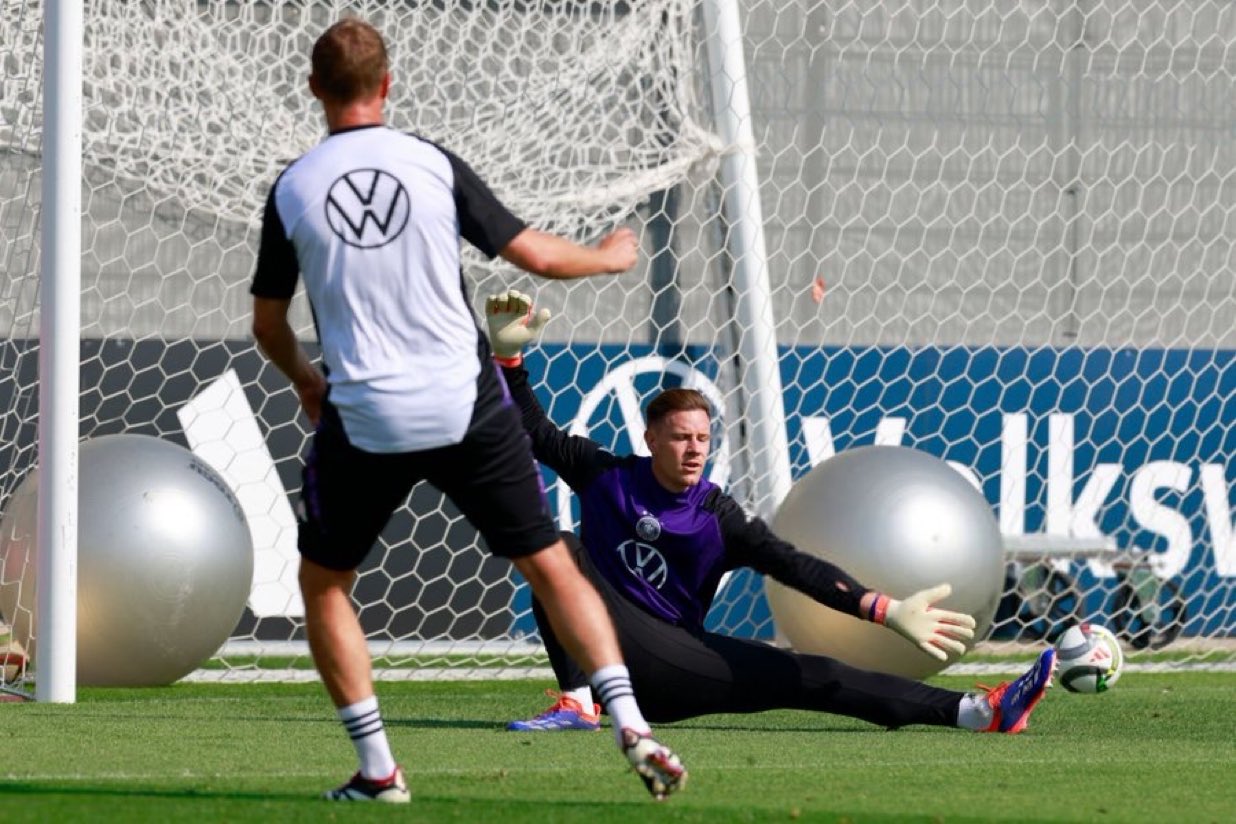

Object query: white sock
[564,685,596,713]
[590,664,649,746]
[956,692,995,731]
[338,695,398,779]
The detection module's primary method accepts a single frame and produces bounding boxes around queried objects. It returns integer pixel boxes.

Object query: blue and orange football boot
[506,690,602,732]
[981,647,1058,733]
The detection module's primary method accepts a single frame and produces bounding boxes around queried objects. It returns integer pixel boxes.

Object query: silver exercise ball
[0,434,253,686]
[766,445,1004,679]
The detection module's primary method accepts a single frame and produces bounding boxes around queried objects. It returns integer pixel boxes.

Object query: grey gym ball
[0,434,253,686]
[767,445,1004,680]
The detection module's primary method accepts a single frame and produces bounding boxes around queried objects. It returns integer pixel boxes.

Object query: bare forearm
[254,320,319,389]
[520,233,617,279]
[500,227,637,279]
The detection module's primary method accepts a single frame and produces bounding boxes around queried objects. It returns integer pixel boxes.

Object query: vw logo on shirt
[324,168,411,248]
[616,540,669,589]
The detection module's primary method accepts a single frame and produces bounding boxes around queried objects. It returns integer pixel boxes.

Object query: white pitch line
[945,661,1236,675]
[15,660,1236,693]
[181,667,556,684]
[180,661,1236,684]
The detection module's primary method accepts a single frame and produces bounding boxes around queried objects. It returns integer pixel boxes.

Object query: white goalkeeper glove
[485,289,551,364]
[870,583,976,661]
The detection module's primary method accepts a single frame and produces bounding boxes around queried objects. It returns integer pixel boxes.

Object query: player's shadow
[20,710,496,731]
[0,781,666,813]
[663,720,957,734]
[385,716,500,730]
[0,782,308,804]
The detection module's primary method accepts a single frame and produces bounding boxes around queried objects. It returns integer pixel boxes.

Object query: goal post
[701,0,794,519]
[1,0,1234,691]
[37,0,82,704]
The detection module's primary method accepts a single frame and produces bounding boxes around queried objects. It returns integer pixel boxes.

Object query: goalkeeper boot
[506,690,601,731]
[621,728,687,801]
[323,767,410,803]
[981,647,1058,734]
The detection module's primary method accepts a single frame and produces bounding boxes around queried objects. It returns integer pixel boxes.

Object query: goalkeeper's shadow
[386,716,501,730]
[655,720,962,735]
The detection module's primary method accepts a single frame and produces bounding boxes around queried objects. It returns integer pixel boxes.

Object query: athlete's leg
[530,590,590,691]
[653,631,961,728]
[506,535,599,731]
[527,532,592,692]
[574,550,961,728]
[298,408,413,794]
[301,560,371,707]
[512,541,626,672]
[433,367,684,798]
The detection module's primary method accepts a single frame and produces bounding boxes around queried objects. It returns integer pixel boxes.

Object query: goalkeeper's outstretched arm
[485,290,619,491]
[714,490,976,662]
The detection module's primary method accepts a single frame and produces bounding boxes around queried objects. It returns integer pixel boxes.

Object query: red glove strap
[494,354,523,368]
[868,594,890,625]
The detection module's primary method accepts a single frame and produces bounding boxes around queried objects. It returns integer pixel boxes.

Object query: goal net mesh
[1,0,1233,687]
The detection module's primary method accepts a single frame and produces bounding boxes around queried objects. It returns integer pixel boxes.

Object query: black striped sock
[338,696,397,779]
[342,707,384,742]
[590,664,649,745]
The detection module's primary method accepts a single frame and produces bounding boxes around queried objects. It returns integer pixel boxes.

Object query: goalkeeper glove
[485,289,551,365]
[869,583,976,661]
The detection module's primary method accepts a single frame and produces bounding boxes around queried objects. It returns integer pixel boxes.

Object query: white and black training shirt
[251,125,525,453]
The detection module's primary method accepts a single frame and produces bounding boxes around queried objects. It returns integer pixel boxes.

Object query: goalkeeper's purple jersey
[502,364,871,631]
[579,455,730,628]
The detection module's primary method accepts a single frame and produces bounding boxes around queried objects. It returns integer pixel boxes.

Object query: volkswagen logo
[324,168,410,248]
[616,540,669,589]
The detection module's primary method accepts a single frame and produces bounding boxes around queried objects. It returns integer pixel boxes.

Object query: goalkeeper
[487,291,1056,735]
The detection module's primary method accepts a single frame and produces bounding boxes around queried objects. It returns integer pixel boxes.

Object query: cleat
[981,648,1058,734]
[506,690,601,732]
[323,767,410,802]
[621,728,687,801]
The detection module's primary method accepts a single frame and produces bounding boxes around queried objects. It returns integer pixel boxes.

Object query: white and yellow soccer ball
[1055,623,1124,693]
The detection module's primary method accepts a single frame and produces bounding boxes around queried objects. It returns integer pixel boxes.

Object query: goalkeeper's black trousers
[532,533,963,727]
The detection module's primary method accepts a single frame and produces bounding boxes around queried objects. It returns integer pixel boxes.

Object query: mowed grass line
[1,673,1233,822]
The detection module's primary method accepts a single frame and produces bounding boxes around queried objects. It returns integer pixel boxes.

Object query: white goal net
[1,0,1233,689]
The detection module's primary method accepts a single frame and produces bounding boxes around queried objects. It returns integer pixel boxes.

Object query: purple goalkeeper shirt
[501,364,870,632]
[578,454,730,627]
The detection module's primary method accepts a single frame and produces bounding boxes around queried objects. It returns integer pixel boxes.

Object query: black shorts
[298,359,560,571]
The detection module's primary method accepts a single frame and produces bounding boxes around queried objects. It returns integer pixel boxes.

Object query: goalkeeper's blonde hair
[646,389,710,427]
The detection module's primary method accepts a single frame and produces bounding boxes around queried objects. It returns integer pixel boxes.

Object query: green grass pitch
[1,672,1233,822]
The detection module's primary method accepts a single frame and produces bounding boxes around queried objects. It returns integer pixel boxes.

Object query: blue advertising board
[520,344,1236,640]
[9,339,1223,643]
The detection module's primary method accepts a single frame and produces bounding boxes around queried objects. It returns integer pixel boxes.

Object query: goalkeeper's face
[645,409,712,493]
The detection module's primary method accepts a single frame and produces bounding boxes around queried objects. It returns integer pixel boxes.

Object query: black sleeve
[708,489,872,618]
[250,177,300,299]
[441,148,527,259]
[501,362,621,490]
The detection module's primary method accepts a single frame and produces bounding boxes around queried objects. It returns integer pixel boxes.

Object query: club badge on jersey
[636,513,662,542]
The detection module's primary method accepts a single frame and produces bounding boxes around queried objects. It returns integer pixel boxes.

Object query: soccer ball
[1055,623,1124,693]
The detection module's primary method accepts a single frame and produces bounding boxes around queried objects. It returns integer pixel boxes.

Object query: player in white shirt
[251,18,685,803]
